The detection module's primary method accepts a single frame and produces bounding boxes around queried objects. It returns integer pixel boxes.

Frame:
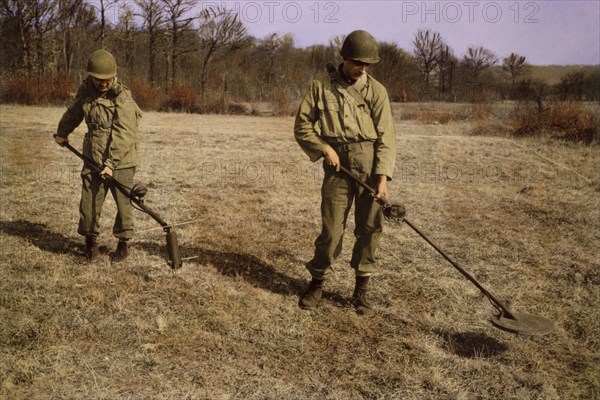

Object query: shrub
[161,85,197,112]
[274,89,293,116]
[512,102,599,144]
[1,75,76,105]
[1,76,38,104]
[127,78,159,110]
[416,109,453,124]
[225,102,253,115]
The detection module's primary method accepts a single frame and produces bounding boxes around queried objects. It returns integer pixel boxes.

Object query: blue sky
[195,0,600,65]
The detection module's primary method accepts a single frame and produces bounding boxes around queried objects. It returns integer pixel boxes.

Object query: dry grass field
[0,103,598,399]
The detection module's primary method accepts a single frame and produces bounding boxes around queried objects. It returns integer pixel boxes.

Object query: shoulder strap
[326,63,367,107]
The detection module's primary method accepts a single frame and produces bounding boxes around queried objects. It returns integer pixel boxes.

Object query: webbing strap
[326,63,368,107]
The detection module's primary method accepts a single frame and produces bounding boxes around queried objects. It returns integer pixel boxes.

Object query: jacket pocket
[91,98,116,129]
[355,104,378,140]
[317,99,343,138]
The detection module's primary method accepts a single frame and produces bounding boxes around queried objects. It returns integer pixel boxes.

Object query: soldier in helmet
[294,30,397,316]
[54,49,141,263]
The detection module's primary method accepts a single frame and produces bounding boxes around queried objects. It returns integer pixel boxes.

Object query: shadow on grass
[136,240,349,307]
[436,330,509,358]
[0,219,81,254]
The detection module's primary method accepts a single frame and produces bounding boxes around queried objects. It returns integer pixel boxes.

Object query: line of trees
[1,0,599,112]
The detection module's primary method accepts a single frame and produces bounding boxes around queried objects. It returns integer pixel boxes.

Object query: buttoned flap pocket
[92,98,116,129]
[316,99,342,137]
[323,93,339,111]
[317,99,339,113]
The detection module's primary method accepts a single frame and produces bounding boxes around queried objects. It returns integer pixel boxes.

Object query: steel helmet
[340,30,380,64]
[87,49,117,79]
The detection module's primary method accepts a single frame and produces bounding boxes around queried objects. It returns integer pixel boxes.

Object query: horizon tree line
[1,0,598,108]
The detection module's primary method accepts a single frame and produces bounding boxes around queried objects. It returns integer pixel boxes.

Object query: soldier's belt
[329,141,374,153]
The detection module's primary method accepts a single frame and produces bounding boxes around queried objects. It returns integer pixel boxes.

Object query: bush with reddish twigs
[127,78,160,110]
[160,85,197,112]
[1,76,39,104]
[1,75,76,105]
[512,102,599,144]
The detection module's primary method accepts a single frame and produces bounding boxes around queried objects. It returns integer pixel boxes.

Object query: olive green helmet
[340,30,380,64]
[87,49,117,79]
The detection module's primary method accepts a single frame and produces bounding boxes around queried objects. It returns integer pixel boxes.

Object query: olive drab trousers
[307,142,383,279]
[78,168,135,240]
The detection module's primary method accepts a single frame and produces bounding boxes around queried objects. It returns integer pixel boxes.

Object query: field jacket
[57,78,141,173]
[294,67,396,179]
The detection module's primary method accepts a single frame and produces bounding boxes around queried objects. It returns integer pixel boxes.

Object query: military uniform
[56,77,141,241]
[295,68,396,278]
[295,30,397,315]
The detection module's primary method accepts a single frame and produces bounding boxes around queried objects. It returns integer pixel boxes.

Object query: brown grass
[0,104,599,399]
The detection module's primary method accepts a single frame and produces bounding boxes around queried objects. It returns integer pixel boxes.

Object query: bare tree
[257,33,293,93]
[56,0,95,74]
[0,0,63,76]
[558,71,586,101]
[114,4,136,73]
[135,0,164,86]
[372,42,414,102]
[328,34,345,53]
[463,46,498,79]
[1,0,36,74]
[197,5,248,102]
[437,44,456,98]
[95,0,118,47]
[413,29,443,93]
[31,0,57,76]
[161,0,197,90]
[502,53,528,94]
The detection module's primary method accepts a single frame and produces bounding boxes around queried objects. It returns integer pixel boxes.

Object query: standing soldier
[54,49,141,263]
[294,30,397,316]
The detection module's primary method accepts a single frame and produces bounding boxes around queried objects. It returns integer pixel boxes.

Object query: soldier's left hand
[375,176,389,202]
[53,134,68,147]
[100,166,113,179]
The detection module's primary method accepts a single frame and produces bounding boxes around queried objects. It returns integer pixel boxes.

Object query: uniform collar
[337,63,368,92]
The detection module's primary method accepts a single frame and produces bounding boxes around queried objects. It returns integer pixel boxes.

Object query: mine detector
[60,140,182,269]
[339,165,553,336]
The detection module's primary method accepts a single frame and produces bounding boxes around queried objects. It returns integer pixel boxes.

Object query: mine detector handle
[337,164,517,320]
[338,165,386,206]
[59,139,182,269]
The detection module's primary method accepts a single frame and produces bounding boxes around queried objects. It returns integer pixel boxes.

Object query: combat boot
[111,240,129,263]
[351,276,375,317]
[79,234,99,263]
[299,278,324,310]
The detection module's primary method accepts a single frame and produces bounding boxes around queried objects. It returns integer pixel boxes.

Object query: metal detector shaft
[339,165,385,205]
[401,218,515,319]
[338,164,516,320]
[64,143,167,226]
[62,142,182,269]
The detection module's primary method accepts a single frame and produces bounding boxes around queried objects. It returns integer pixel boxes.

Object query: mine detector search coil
[59,140,182,269]
[339,165,554,336]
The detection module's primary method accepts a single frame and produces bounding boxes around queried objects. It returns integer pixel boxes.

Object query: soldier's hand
[323,146,341,172]
[54,134,68,147]
[375,176,389,203]
[100,166,113,179]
